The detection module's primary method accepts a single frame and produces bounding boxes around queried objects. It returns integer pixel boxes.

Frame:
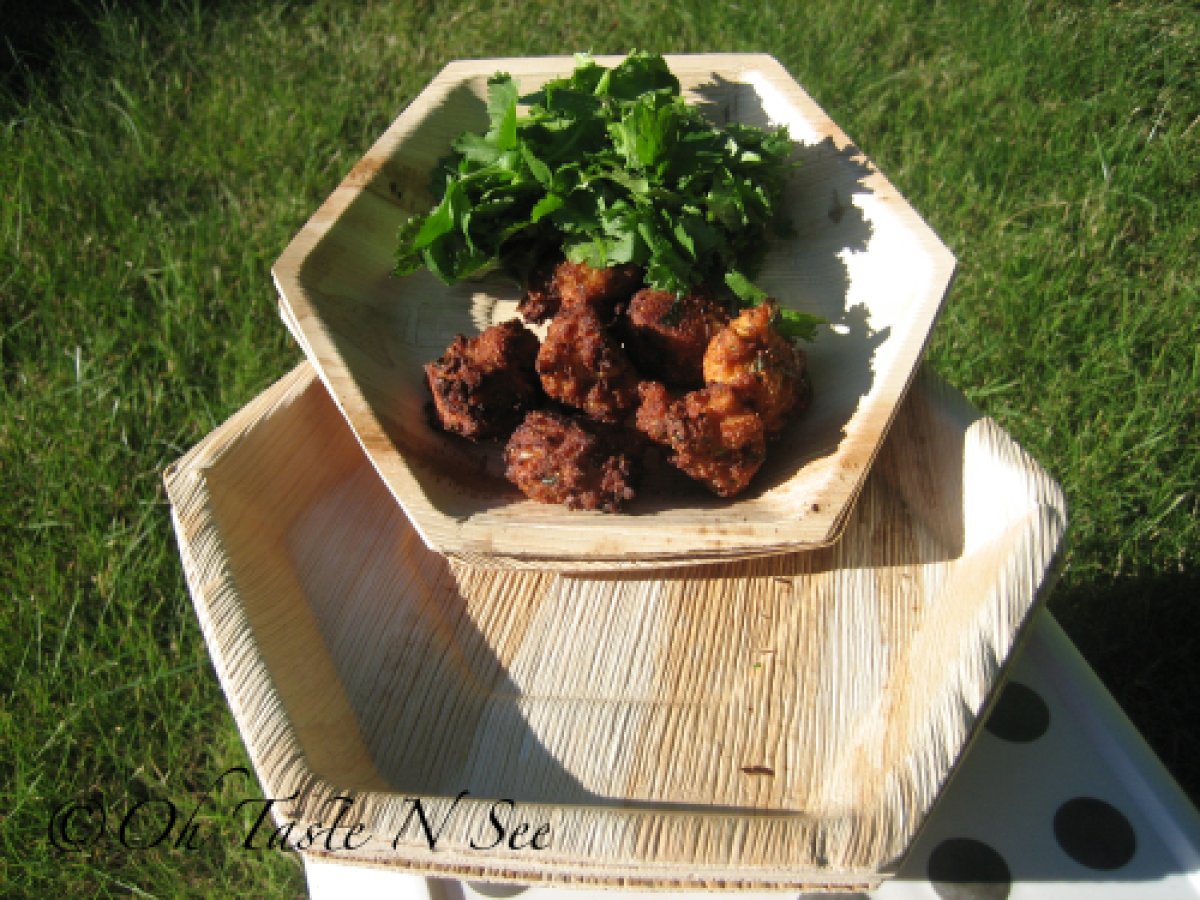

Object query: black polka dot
[466,883,528,898]
[927,837,1011,900]
[1054,797,1137,870]
[985,681,1050,742]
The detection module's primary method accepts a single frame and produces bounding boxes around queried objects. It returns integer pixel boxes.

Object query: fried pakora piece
[536,302,640,424]
[702,300,810,436]
[518,258,642,324]
[635,381,767,498]
[504,409,638,512]
[425,320,542,440]
[515,254,562,324]
[625,286,731,388]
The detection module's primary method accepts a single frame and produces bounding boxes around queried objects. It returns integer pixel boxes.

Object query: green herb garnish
[397,51,823,338]
[724,270,824,340]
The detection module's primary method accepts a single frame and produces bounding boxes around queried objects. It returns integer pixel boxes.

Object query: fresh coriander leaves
[724,270,824,340]
[396,51,822,338]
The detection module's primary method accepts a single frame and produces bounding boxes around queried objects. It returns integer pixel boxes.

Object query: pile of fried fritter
[424,259,811,512]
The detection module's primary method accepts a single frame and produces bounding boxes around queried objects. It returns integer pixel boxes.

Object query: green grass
[3,0,1196,894]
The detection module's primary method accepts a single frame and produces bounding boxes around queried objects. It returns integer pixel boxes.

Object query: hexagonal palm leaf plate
[273,54,956,567]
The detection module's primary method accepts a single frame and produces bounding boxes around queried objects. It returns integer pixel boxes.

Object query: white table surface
[304,611,1200,899]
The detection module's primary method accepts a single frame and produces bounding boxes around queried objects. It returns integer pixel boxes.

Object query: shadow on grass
[1051,569,1200,808]
[6,0,134,96]
[2,0,311,104]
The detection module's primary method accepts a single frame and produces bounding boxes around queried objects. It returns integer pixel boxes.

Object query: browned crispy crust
[635,381,767,497]
[536,303,640,424]
[702,300,809,436]
[424,320,542,440]
[626,286,731,388]
[504,409,638,512]
[518,259,642,324]
[427,286,812,509]
[516,255,563,324]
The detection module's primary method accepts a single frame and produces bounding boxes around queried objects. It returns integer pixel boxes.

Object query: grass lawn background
[3,0,1197,894]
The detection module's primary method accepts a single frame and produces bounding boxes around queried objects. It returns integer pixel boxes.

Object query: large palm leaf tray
[164,363,1065,890]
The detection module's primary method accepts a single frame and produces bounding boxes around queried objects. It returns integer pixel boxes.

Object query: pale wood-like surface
[164,362,1065,889]
[272,54,957,567]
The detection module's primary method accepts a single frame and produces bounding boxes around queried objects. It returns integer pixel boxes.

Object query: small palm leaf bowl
[273,54,957,568]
